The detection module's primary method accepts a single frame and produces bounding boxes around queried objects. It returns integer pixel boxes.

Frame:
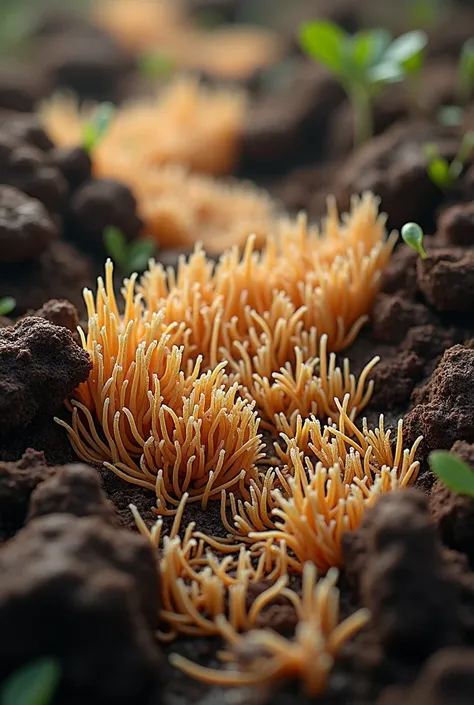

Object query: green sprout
[429,450,474,497]
[401,222,427,259]
[299,21,427,146]
[137,51,175,80]
[82,102,116,155]
[103,226,156,276]
[0,296,16,317]
[406,0,447,29]
[424,130,474,190]
[0,658,60,705]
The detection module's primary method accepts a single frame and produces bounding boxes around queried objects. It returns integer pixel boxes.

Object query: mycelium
[57,192,418,695]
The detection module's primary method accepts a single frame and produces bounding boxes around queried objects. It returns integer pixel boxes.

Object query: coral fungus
[42,79,245,177]
[92,0,282,82]
[221,396,421,573]
[170,563,370,695]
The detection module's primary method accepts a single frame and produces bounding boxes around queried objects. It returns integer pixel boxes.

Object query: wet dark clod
[369,351,424,411]
[41,31,134,104]
[0,449,51,541]
[404,345,474,458]
[0,186,58,262]
[430,441,474,562]
[438,202,474,247]
[68,178,143,252]
[0,134,67,213]
[49,146,92,192]
[0,65,47,113]
[28,464,116,525]
[0,240,93,315]
[384,648,474,705]
[0,514,162,704]
[380,246,419,297]
[242,62,343,171]
[355,490,460,659]
[334,122,459,230]
[0,112,55,152]
[0,316,91,434]
[371,293,437,345]
[34,298,79,333]
[417,249,474,313]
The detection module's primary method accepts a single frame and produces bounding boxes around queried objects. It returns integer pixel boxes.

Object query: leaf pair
[103,227,156,276]
[299,21,426,96]
[430,451,474,498]
[1,659,59,705]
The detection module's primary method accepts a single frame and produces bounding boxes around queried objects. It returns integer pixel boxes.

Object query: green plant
[0,658,60,705]
[137,51,175,80]
[429,450,474,497]
[401,222,427,259]
[406,0,448,29]
[82,102,116,155]
[103,226,156,276]
[424,130,474,190]
[0,296,16,317]
[299,21,427,146]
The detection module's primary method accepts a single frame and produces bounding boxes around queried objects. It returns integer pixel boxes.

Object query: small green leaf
[407,0,442,29]
[384,30,427,71]
[437,105,464,127]
[0,296,16,317]
[430,451,474,497]
[368,61,405,86]
[127,239,156,273]
[1,658,60,705]
[137,52,175,80]
[103,226,128,269]
[427,156,451,188]
[299,20,346,74]
[82,102,116,154]
[401,222,427,259]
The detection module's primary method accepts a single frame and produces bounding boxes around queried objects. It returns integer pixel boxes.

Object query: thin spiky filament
[219,402,422,570]
[139,193,396,354]
[170,563,370,695]
[228,334,378,433]
[131,494,290,639]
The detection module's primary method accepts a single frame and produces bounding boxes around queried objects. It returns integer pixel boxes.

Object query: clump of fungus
[221,396,421,572]
[92,0,283,82]
[56,191,419,697]
[170,563,370,696]
[42,79,245,176]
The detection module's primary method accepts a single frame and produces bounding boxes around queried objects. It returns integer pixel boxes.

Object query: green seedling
[0,296,16,317]
[0,658,60,705]
[424,130,474,189]
[137,51,175,80]
[401,222,427,259]
[82,102,116,155]
[299,21,427,146]
[429,450,474,497]
[104,226,156,276]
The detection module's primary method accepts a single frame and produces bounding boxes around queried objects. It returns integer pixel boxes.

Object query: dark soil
[2,0,474,704]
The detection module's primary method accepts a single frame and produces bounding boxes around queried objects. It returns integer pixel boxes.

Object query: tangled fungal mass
[46,192,428,694]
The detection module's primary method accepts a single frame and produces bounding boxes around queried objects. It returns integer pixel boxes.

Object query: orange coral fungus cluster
[92,0,283,81]
[41,85,280,252]
[57,193,419,695]
[170,564,370,696]
[42,81,245,176]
